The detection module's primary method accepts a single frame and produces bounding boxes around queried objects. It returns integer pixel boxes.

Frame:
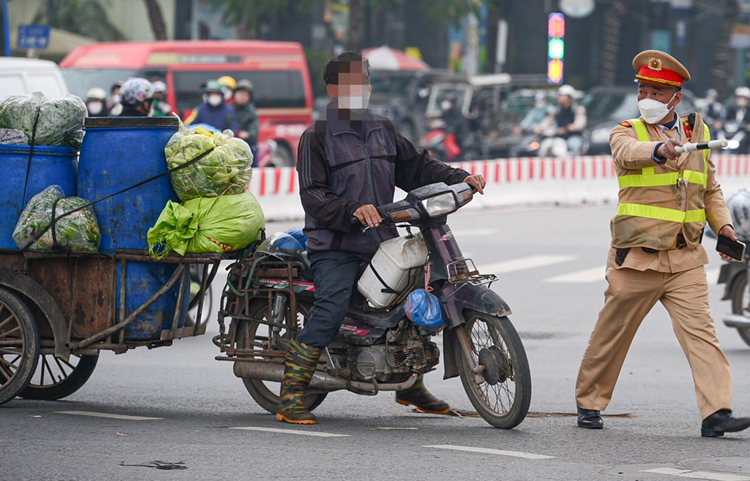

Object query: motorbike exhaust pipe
[723,314,750,330]
[233,361,419,392]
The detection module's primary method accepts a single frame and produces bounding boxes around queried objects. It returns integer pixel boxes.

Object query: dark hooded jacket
[297,106,469,257]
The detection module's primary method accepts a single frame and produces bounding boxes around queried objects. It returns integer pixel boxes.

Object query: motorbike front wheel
[729,270,750,347]
[457,311,531,429]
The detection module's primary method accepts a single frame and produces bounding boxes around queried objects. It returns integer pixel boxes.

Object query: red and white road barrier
[249,155,750,221]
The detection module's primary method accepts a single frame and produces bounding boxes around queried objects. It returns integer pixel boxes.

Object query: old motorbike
[215,182,532,429]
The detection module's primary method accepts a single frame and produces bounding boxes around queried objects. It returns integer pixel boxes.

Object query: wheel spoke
[53,356,69,383]
[1,326,21,338]
[0,312,15,332]
[0,347,22,355]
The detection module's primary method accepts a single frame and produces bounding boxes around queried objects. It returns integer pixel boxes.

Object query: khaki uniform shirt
[608,115,733,273]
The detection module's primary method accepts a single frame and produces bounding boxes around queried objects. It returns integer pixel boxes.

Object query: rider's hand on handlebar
[657,139,683,161]
[464,174,486,194]
[353,204,382,228]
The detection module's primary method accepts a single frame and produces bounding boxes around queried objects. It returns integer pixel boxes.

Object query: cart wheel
[0,287,40,406]
[237,299,327,414]
[19,353,99,400]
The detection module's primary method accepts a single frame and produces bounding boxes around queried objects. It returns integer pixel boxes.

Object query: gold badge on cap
[648,57,663,71]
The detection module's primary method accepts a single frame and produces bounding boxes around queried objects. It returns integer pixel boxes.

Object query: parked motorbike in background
[216,182,532,428]
[713,189,750,347]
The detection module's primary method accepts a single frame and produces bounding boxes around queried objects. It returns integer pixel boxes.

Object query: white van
[0,58,69,99]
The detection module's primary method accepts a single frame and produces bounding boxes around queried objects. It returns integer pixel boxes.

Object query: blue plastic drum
[0,144,78,249]
[78,117,189,340]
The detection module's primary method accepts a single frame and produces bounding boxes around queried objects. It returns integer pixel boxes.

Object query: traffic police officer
[575,50,750,437]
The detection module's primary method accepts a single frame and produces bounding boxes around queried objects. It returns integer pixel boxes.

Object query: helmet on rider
[204,80,225,107]
[119,78,155,116]
[218,76,236,101]
[153,81,167,94]
[86,87,107,101]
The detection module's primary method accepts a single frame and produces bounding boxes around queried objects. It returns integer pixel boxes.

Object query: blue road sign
[17,25,50,50]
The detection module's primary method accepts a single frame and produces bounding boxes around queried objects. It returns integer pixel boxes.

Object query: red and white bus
[60,40,313,166]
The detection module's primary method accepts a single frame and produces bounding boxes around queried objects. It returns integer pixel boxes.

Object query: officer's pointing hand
[657,139,683,161]
[353,204,381,228]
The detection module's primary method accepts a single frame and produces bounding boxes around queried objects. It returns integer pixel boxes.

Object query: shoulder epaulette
[619,121,631,127]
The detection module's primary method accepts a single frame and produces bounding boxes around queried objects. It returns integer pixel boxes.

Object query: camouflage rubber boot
[395,375,450,414]
[276,339,322,425]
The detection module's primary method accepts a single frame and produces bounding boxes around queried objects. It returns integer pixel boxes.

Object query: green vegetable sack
[0,92,86,148]
[165,125,253,201]
[12,185,101,251]
[147,192,265,259]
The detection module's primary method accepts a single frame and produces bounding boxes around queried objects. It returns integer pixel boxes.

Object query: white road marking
[545,266,605,284]
[229,427,350,438]
[642,467,750,481]
[706,268,721,284]
[54,411,162,421]
[424,444,555,460]
[479,255,577,275]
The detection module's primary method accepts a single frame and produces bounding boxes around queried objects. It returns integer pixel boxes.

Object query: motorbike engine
[350,340,440,382]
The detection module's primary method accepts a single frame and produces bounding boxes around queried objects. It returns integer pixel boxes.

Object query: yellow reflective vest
[610,115,710,250]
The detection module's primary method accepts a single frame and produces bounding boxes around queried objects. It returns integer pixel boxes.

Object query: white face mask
[87,102,103,115]
[638,92,677,124]
[111,94,120,105]
[441,100,452,111]
[339,89,370,113]
[208,94,223,107]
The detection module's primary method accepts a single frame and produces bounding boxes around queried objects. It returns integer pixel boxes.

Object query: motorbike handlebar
[675,139,728,153]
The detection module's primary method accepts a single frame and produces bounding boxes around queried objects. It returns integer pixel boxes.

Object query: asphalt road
[3,204,750,481]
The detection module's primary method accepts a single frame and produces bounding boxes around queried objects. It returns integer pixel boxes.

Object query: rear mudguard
[718,262,746,301]
[440,283,512,380]
[0,268,70,361]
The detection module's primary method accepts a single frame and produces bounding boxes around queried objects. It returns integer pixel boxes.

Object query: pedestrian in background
[575,50,750,438]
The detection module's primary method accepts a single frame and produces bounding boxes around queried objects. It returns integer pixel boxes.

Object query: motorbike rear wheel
[457,311,531,429]
[238,300,327,414]
[729,270,750,347]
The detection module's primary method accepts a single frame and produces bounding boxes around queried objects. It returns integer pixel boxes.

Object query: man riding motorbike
[116,78,155,117]
[282,51,486,425]
[535,84,587,156]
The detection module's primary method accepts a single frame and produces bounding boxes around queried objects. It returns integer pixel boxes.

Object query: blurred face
[637,83,681,108]
[234,89,251,105]
[326,60,371,112]
[87,100,104,115]
[207,93,223,107]
[738,96,749,108]
[558,94,572,107]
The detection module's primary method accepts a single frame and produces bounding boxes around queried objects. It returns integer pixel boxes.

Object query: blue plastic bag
[404,289,444,330]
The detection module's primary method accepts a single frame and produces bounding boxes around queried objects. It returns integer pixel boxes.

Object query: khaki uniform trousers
[575,265,732,420]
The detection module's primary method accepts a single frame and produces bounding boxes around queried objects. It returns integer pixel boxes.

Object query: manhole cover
[518,332,576,340]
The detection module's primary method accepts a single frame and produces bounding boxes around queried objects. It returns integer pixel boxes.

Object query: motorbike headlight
[421,192,458,217]
[591,128,611,144]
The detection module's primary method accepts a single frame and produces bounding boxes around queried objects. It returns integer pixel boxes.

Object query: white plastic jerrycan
[357,233,428,309]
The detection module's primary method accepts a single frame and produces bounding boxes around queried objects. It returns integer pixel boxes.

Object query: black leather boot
[577,406,603,429]
[701,409,750,437]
